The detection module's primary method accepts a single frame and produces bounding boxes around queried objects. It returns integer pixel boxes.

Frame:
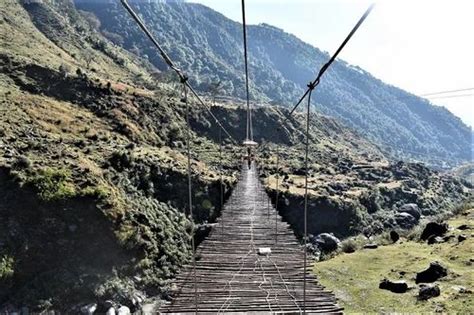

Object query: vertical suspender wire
[219,127,224,239]
[182,80,198,314]
[241,0,252,141]
[302,83,315,313]
[275,145,280,245]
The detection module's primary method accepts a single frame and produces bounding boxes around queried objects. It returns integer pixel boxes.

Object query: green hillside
[75,0,472,166]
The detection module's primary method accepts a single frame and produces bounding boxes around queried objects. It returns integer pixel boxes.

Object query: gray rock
[363,243,378,249]
[427,235,445,245]
[390,230,400,243]
[379,279,409,293]
[311,233,341,253]
[394,212,417,229]
[105,308,116,315]
[420,222,448,241]
[397,203,421,220]
[418,284,440,300]
[80,303,97,315]
[117,306,130,315]
[416,261,447,283]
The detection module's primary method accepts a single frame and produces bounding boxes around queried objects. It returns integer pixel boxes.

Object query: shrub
[28,168,76,202]
[0,255,14,279]
[12,155,31,170]
[341,239,358,253]
[81,185,110,199]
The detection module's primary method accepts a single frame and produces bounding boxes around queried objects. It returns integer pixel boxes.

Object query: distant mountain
[75,0,472,166]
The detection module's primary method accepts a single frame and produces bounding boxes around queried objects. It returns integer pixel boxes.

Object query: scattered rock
[390,230,400,243]
[420,222,448,241]
[379,279,409,293]
[416,261,447,283]
[117,306,131,315]
[418,284,440,300]
[457,224,470,230]
[311,233,341,252]
[80,303,97,315]
[394,212,417,229]
[427,235,445,245]
[397,203,421,220]
[363,243,378,249]
[458,235,467,242]
[443,234,455,242]
[452,285,473,294]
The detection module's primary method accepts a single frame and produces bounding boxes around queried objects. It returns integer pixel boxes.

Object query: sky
[189,0,474,127]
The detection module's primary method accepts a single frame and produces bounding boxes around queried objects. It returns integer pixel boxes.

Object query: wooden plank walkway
[160,164,342,314]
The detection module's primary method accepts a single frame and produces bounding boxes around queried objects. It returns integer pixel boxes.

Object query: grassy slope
[315,209,474,314]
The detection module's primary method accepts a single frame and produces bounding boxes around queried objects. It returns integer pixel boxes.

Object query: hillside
[0,0,471,312]
[74,0,472,166]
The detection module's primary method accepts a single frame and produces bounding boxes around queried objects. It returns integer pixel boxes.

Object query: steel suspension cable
[182,81,198,313]
[120,0,236,143]
[421,87,474,97]
[219,127,225,239]
[287,3,375,117]
[241,0,253,141]
[274,145,280,245]
[302,84,314,313]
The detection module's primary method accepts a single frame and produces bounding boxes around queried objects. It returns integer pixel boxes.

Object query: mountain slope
[75,0,471,166]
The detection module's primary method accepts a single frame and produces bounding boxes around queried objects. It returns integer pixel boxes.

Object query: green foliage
[80,184,110,199]
[0,255,14,279]
[28,168,76,202]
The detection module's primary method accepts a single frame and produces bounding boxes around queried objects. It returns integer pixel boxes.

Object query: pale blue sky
[190,0,474,127]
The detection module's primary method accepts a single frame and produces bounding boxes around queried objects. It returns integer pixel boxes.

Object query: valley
[0,0,472,313]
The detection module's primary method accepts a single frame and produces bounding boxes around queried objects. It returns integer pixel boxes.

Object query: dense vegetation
[75,0,472,166]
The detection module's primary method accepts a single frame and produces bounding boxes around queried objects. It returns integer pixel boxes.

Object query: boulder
[420,222,448,241]
[416,261,447,283]
[117,306,131,315]
[458,235,467,242]
[417,284,440,300]
[80,304,97,315]
[363,243,378,249]
[379,279,409,293]
[457,224,470,230]
[427,235,445,245]
[311,233,341,253]
[397,203,421,220]
[394,212,417,229]
[106,308,116,315]
[390,230,400,243]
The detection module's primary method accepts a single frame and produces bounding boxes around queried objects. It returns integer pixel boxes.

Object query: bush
[28,168,76,202]
[341,239,358,253]
[0,255,14,279]
[12,155,32,170]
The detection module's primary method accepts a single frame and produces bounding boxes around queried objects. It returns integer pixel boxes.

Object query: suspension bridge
[160,163,342,313]
[120,0,375,313]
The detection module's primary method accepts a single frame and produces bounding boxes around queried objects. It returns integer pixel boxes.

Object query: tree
[208,80,223,105]
[79,10,101,30]
[59,63,71,78]
[84,50,94,69]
